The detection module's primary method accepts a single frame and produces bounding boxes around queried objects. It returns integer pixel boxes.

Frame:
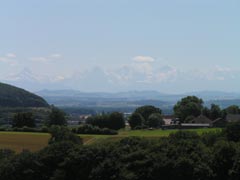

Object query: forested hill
[0,82,49,107]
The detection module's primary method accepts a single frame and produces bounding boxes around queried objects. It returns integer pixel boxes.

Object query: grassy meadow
[0,128,221,152]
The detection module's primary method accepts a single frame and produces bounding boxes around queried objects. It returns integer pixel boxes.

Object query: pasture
[0,128,221,152]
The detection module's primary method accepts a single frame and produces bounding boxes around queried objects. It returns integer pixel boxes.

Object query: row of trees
[1,123,240,179]
[174,96,240,123]
[12,106,67,128]
[11,96,240,130]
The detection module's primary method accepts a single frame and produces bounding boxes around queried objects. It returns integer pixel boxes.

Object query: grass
[119,128,221,136]
[0,128,222,152]
[80,128,222,144]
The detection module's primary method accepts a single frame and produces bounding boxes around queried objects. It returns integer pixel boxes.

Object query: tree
[128,113,144,129]
[0,150,42,180]
[202,105,223,120]
[108,112,125,130]
[86,114,109,129]
[48,106,66,126]
[87,112,125,130]
[225,122,240,142]
[225,105,240,114]
[202,107,211,118]
[212,141,237,180]
[209,104,222,120]
[12,112,35,128]
[48,126,82,145]
[135,105,162,124]
[174,96,203,122]
[147,113,164,128]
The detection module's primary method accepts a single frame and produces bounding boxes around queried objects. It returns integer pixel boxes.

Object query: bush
[49,126,83,145]
[134,125,148,130]
[86,112,125,130]
[169,130,200,141]
[41,126,49,133]
[72,124,118,135]
[22,126,38,132]
[0,149,14,160]
[225,122,240,142]
[201,130,225,146]
[0,126,50,133]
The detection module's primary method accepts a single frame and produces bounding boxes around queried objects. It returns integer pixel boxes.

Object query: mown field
[0,128,221,152]
[0,132,50,152]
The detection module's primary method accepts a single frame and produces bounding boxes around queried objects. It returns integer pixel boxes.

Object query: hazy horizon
[0,1,240,93]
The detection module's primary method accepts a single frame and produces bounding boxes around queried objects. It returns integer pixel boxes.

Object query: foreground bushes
[2,129,240,180]
[2,124,240,179]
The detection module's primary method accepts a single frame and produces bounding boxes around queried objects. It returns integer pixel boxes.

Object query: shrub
[22,126,38,132]
[201,130,225,146]
[41,126,49,133]
[134,125,148,130]
[86,112,125,130]
[49,126,82,145]
[72,124,118,135]
[225,122,240,142]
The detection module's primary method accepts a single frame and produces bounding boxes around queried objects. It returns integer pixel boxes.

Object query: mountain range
[3,67,240,93]
[36,89,240,109]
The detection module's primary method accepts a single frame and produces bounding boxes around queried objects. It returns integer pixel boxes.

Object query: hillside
[0,82,49,107]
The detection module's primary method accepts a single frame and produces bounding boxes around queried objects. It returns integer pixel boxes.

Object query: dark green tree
[86,114,109,129]
[0,151,41,180]
[202,107,211,118]
[128,113,144,129]
[212,141,237,180]
[174,96,203,122]
[48,126,82,145]
[147,113,164,128]
[108,112,125,130]
[12,112,35,128]
[225,105,240,114]
[87,112,125,130]
[135,105,162,124]
[209,104,222,120]
[48,106,66,126]
[225,122,240,142]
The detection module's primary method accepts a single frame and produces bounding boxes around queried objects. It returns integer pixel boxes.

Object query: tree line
[174,96,240,123]
[8,96,240,132]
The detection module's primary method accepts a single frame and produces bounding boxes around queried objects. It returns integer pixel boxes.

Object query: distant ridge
[0,82,49,107]
[36,89,240,110]
[37,89,240,101]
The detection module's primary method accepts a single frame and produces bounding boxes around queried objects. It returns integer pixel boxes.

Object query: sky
[0,0,240,93]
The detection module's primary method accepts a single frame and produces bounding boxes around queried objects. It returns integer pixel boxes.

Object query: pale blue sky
[0,0,239,93]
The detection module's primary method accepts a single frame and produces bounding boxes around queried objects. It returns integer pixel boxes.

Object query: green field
[81,128,222,144]
[0,128,222,152]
